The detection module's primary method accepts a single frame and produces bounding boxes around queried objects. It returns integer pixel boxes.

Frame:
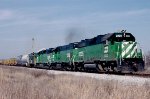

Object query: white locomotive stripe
[122,43,134,58]
[122,50,126,58]
[133,53,136,58]
[126,44,136,58]
[122,42,129,49]
[130,45,137,58]
[122,42,128,57]
[126,54,130,58]
[126,47,135,58]
[122,42,137,58]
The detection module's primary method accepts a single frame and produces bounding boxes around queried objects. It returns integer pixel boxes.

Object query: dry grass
[0,65,150,99]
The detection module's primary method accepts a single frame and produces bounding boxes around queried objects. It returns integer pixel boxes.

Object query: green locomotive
[29,30,145,72]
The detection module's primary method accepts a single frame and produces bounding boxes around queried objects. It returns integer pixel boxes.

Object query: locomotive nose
[121,42,137,59]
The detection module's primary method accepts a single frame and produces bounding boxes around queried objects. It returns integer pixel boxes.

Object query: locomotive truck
[28,30,145,73]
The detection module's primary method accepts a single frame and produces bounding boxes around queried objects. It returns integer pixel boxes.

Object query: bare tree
[145,51,150,69]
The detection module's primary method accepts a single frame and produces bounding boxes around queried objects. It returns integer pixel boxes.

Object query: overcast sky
[0,0,150,58]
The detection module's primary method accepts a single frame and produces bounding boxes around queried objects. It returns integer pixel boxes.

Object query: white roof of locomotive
[37,48,46,53]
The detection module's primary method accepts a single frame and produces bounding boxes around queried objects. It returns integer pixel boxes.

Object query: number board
[125,35,130,37]
[116,34,122,38]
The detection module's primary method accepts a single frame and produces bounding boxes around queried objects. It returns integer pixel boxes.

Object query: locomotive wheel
[112,67,118,72]
[48,65,53,70]
[29,64,34,68]
[132,66,138,72]
[96,64,103,72]
[137,63,144,71]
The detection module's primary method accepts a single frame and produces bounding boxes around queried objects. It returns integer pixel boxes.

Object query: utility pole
[32,38,35,53]
[31,37,36,66]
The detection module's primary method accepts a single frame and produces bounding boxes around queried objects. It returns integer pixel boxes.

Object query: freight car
[29,30,145,73]
[16,55,29,66]
[1,58,17,66]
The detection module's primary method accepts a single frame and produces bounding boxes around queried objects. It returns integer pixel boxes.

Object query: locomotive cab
[110,33,135,43]
[108,31,144,72]
[109,32,143,59]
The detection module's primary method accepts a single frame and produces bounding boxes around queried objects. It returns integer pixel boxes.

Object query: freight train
[1,30,145,73]
[1,58,17,66]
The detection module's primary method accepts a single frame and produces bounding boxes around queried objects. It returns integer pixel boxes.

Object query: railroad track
[101,72,150,78]
[87,71,150,78]
[1,65,150,78]
[126,73,150,78]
